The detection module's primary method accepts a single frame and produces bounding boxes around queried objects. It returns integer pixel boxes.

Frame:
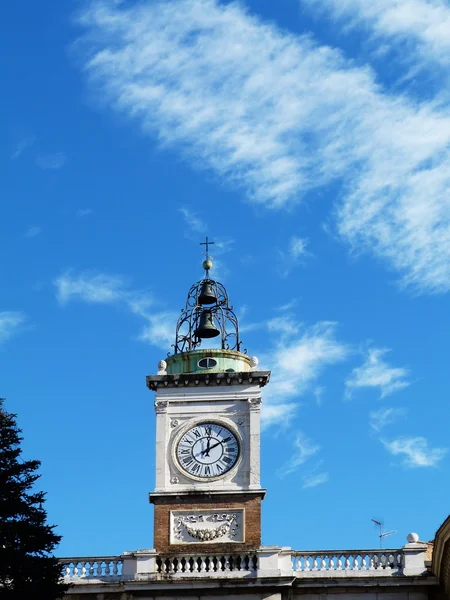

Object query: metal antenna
[371,519,397,549]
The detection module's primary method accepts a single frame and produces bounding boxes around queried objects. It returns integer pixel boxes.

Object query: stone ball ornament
[406,532,420,543]
[250,356,259,370]
[157,360,167,375]
[202,259,213,271]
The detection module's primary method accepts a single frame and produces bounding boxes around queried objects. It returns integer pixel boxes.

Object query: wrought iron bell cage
[173,278,243,354]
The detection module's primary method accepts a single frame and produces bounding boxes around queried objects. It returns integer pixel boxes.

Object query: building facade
[60,255,450,600]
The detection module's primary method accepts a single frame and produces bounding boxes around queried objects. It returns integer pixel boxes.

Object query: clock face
[176,422,240,479]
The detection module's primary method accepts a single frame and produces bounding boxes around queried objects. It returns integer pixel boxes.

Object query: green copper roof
[165,348,252,375]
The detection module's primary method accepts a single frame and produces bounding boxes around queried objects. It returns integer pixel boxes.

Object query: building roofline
[146,370,270,391]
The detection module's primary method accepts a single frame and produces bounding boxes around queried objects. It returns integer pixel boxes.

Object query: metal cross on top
[200,236,214,261]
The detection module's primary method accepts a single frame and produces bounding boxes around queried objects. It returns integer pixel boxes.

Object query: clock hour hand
[201,436,231,455]
[203,436,212,457]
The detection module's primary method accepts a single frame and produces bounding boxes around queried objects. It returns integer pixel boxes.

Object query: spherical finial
[407,532,419,543]
[250,356,259,371]
[203,259,213,271]
[157,360,167,375]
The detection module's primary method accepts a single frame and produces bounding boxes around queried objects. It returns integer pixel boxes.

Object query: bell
[194,309,220,339]
[198,281,217,305]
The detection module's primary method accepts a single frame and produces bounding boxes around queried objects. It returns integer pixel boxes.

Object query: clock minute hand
[202,436,231,454]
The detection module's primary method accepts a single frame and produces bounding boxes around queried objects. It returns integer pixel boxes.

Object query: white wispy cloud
[261,403,297,431]
[54,270,176,350]
[290,236,309,259]
[303,471,329,488]
[313,386,324,406]
[24,226,42,238]
[11,136,36,160]
[278,236,311,277]
[36,152,66,169]
[77,0,450,293]
[269,322,350,401]
[382,436,448,468]
[267,314,301,337]
[278,432,320,477]
[214,239,235,254]
[179,207,206,234]
[0,312,26,345]
[259,321,349,428]
[277,300,298,312]
[55,271,127,305]
[345,348,411,399]
[136,311,178,348]
[304,0,450,69]
[76,208,93,217]
[370,406,406,431]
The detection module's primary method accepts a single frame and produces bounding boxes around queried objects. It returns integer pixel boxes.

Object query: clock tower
[147,247,270,554]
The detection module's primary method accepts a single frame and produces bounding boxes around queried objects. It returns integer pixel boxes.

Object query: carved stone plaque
[170,509,244,544]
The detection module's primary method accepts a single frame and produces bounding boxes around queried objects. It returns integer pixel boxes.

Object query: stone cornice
[149,489,267,503]
[146,370,270,391]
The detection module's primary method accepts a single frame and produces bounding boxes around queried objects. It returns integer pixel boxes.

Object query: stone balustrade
[291,550,403,575]
[59,541,429,583]
[60,557,123,579]
[156,553,258,574]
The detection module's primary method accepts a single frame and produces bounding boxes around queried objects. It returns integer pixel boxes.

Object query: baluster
[81,562,87,577]
[73,563,79,577]
[200,556,207,572]
[345,555,351,570]
[329,556,335,571]
[235,555,240,571]
[225,556,231,571]
[381,554,387,569]
[97,561,103,577]
[388,554,395,570]
[168,557,175,573]
[337,556,343,571]
[237,555,243,571]
[302,556,309,572]
[212,556,219,572]
[113,560,119,576]
[243,555,250,571]
[320,557,327,571]
[362,556,367,570]
[64,565,71,578]
[353,555,360,570]
[88,562,94,577]
[312,556,319,571]
[369,554,375,570]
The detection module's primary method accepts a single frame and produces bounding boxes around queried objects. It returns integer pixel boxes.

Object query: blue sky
[2,0,450,557]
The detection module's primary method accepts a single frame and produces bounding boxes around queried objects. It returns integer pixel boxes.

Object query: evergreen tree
[0,399,69,599]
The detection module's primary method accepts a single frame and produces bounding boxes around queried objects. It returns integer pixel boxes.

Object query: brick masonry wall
[152,493,262,554]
